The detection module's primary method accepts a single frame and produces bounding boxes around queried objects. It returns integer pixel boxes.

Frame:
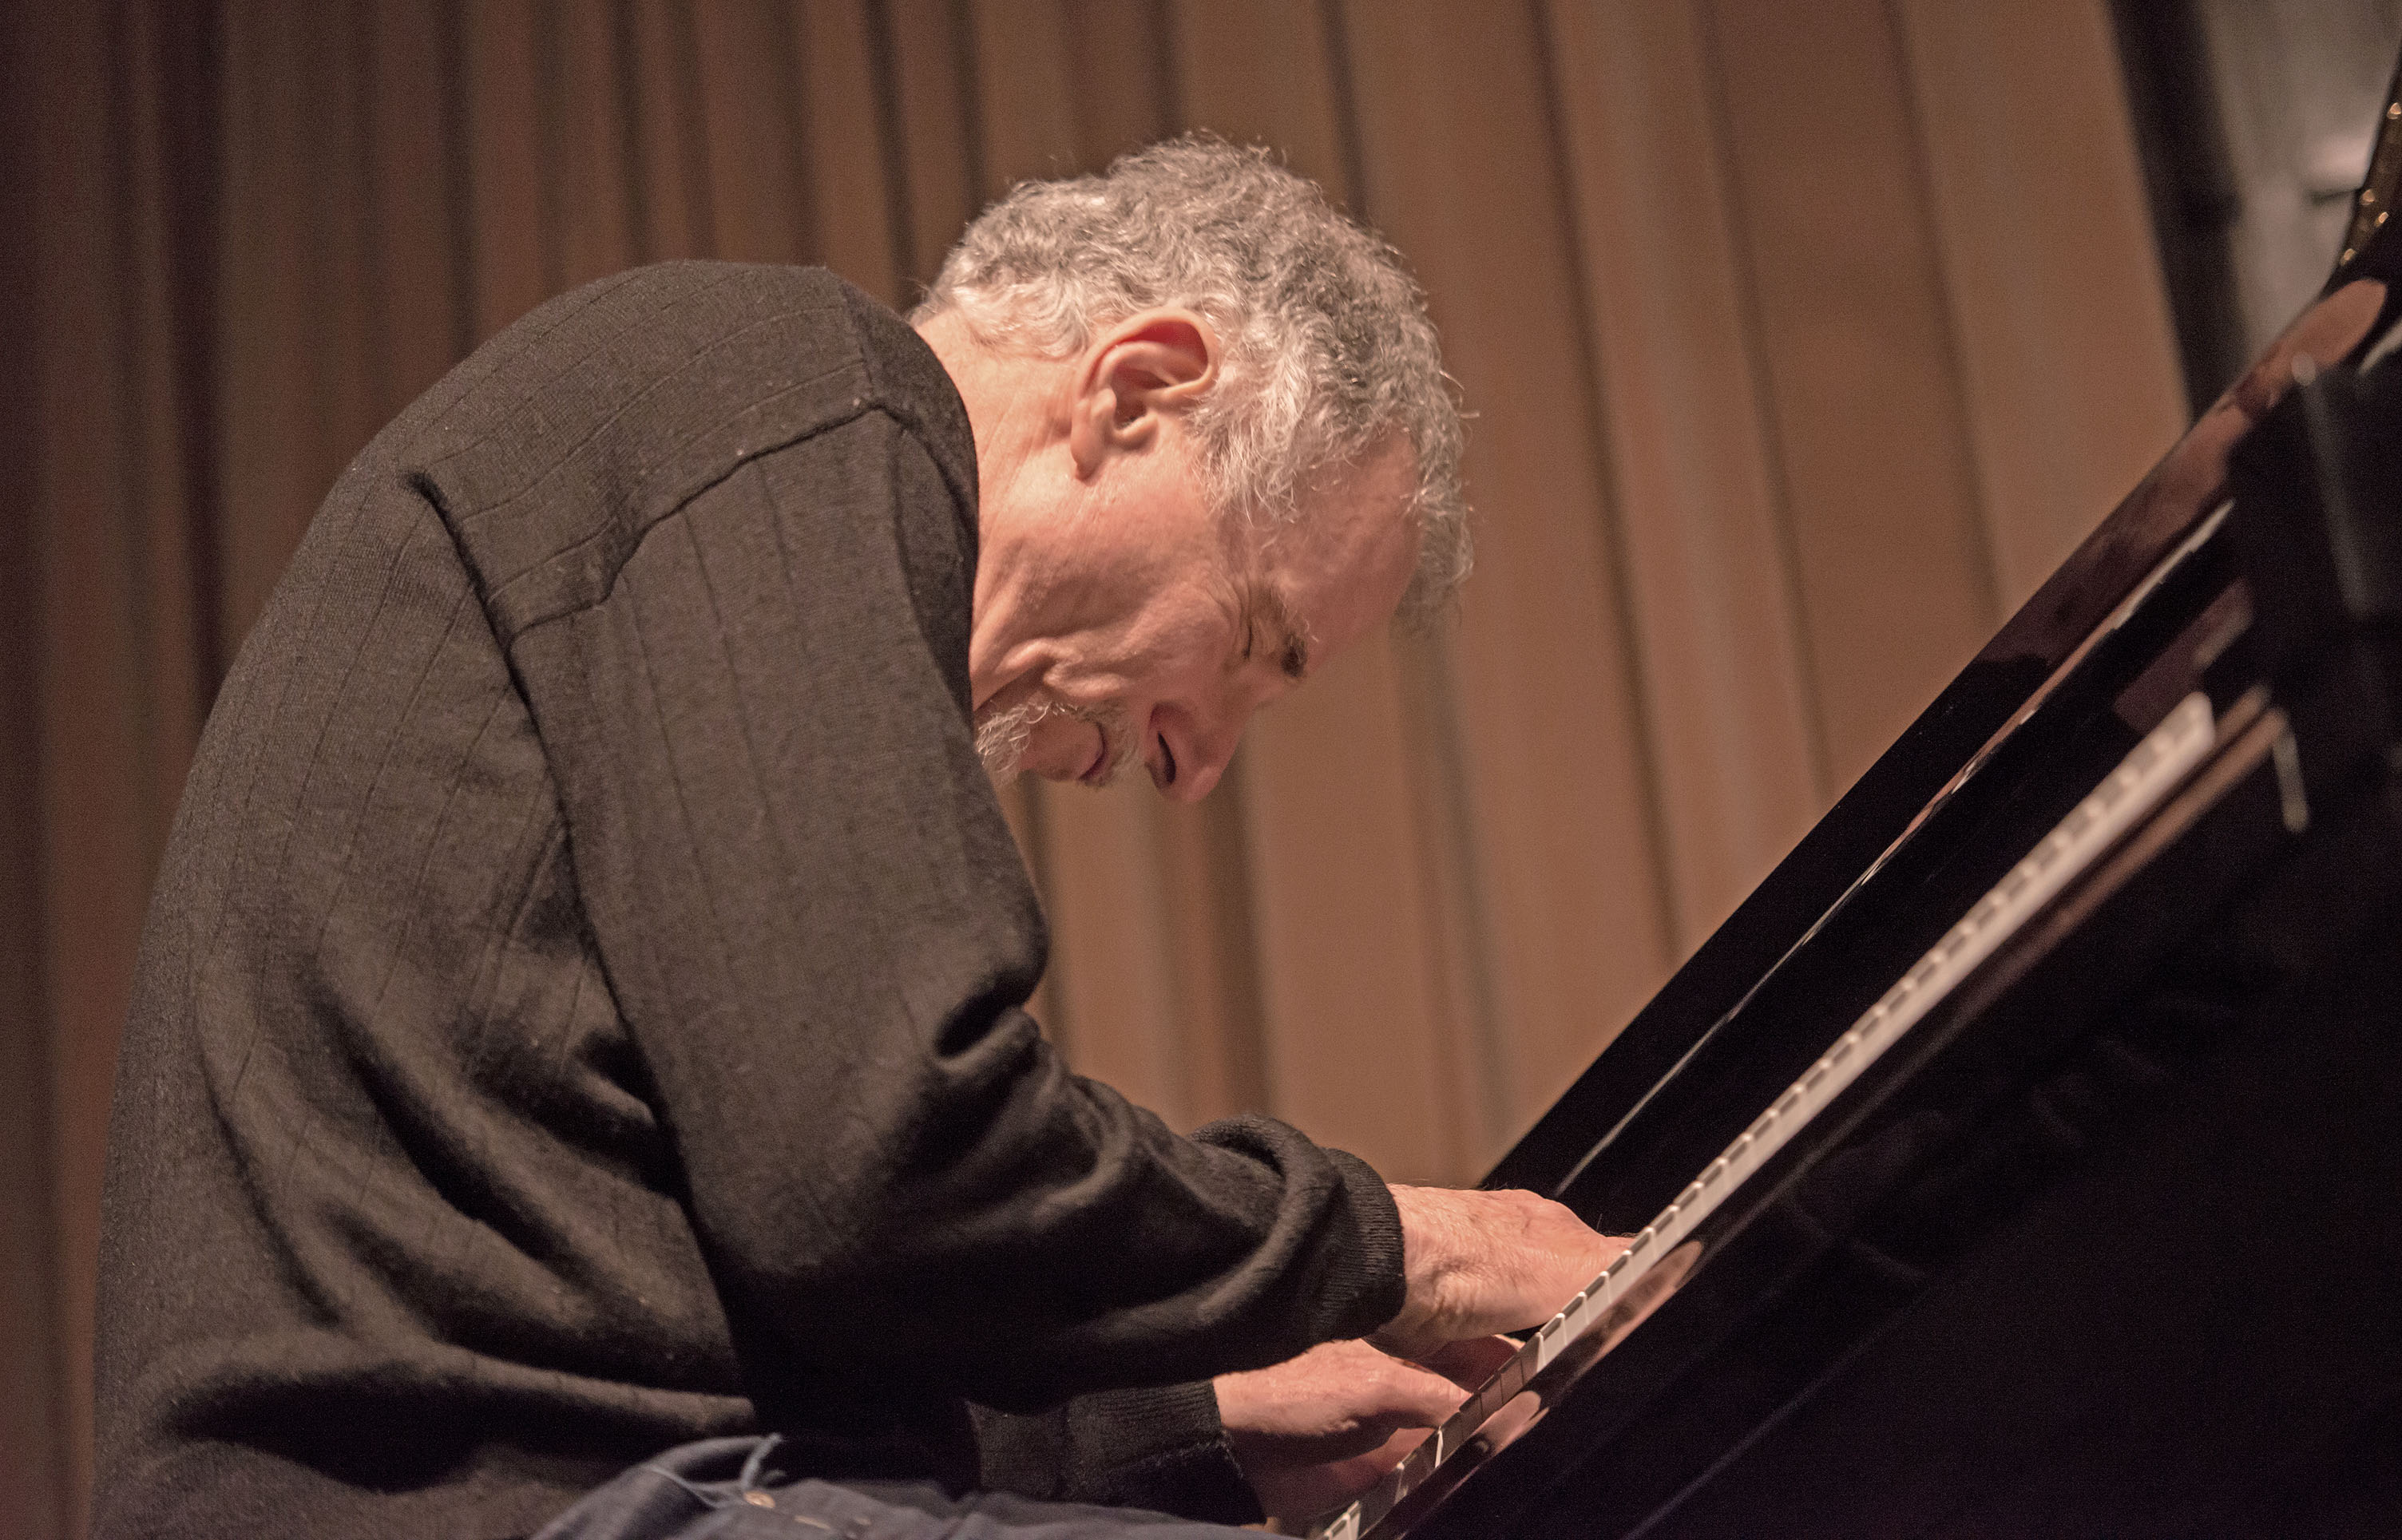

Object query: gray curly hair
[913,135,1470,625]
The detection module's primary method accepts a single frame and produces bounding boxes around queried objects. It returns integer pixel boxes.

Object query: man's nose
[1156,699,1253,803]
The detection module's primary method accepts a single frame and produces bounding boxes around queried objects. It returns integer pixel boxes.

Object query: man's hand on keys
[1214,1186,1624,1527]
[1215,1336,1515,1526]
[1371,1185,1624,1362]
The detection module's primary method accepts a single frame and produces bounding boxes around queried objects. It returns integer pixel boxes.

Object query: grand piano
[1312,54,2402,1540]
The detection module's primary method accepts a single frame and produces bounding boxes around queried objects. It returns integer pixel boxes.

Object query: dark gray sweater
[93,263,1405,1538]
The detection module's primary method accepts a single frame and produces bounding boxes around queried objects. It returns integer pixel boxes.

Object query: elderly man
[93,139,1610,1539]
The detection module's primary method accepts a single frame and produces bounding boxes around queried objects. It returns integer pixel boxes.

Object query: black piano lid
[1481,49,2402,1204]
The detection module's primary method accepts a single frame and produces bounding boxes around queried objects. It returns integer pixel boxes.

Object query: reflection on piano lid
[1321,45,2402,1540]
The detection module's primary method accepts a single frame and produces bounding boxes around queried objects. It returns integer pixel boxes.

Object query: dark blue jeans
[531,1436,1257,1539]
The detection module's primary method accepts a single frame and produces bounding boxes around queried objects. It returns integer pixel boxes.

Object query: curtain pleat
[2,2,2187,1532]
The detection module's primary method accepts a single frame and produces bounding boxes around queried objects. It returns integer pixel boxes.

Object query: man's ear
[1067,309,1218,477]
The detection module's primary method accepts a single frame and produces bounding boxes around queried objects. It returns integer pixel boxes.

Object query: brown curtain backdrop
[1,2,2186,1534]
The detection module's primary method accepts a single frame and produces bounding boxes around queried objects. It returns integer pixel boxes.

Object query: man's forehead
[1260,445,1417,564]
[1249,482,1420,672]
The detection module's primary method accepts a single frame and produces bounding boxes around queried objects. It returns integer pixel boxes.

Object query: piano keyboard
[1314,691,2222,1540]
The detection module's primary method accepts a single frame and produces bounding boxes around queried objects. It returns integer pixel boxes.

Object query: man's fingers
[1368,1351,1476,1430]
[1246,1427,1432,1527]
[1215,1339,1500,1528]
[1413,1333,1519,1391]
[1214,1337,1466,1455]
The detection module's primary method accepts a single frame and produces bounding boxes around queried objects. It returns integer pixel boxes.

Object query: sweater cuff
[1323,1146,1408,1339]
[1068,1381,1263,1526]
[970,1381,1264,1526]
[1187,1114,1409,1343]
